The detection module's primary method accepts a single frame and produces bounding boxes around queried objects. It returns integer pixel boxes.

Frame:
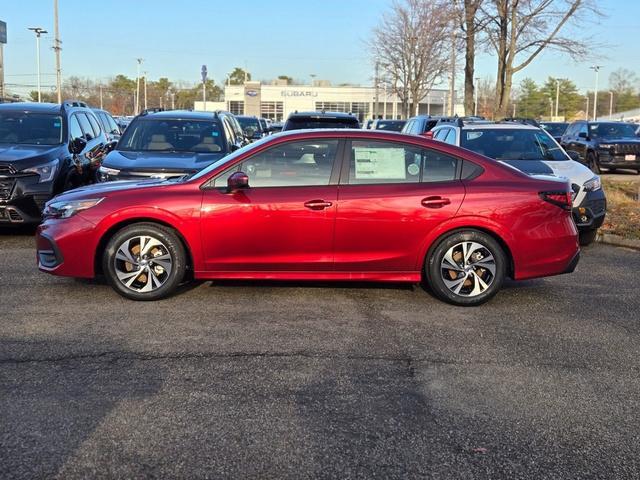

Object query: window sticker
[211,131,219,136]
[354,147,406,179]
[466,132,483,141]
[407,163,420,176]
[53,121,61,128]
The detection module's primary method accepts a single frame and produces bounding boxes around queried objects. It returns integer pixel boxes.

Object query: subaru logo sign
[246,90,258,97]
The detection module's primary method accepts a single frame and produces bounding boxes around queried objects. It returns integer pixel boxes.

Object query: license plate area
[625,154,637,161]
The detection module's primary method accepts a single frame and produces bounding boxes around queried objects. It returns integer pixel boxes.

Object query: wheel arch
[423,225,515,279]
[94,217,194,276]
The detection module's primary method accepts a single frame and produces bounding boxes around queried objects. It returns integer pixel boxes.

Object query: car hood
[499,159,594,186]
[103,150,225,172]
[0,144,64,170]
[50,178,172,203]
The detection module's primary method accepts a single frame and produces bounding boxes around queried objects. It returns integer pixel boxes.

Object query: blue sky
[1,0,638,96]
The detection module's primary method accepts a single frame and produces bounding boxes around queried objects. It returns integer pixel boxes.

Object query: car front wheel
[579,229,598,246]
[586,152,601,174]
[426,230,506,306]
[103,223,187,300]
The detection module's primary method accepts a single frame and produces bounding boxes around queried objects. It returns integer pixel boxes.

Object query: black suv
[92,108,122,142]
[561,121,640,174]
[236,115,269,141]
[99,110,244,181]
[282,111,360,131]
[0,101,107,224]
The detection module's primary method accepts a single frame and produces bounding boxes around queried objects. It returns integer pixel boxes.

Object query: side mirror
[578,132,588,139]
[69,137,87,155]
[566,150,581,161]
[421,131,434,140]
[105,140,118,154]
[227,171,249,193]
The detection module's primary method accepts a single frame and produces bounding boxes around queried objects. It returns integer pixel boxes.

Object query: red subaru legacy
[36,130,579,306]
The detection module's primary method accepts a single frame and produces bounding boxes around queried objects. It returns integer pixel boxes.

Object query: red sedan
[36,130,579,306]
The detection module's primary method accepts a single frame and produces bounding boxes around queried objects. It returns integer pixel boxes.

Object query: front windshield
[540,123,568,137]
[0,112,63,145]
[118,118,226,153]
[236,117,260,131]
[460,128,568,161]
[589,123,637,139]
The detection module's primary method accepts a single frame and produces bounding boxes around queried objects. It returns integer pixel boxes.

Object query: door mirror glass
[69,137,87,155]
[227,171,249,192]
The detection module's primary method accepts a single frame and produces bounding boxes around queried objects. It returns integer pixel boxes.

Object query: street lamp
[135,58,143,115]
[28,27,48,102]
[590,66,602,121]
[609,91,614,117]
[554,78,561,118]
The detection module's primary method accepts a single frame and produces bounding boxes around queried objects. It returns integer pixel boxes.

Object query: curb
[596,233,640,251]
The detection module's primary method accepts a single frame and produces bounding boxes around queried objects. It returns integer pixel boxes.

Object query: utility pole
[554,78,560,118]
[585,94,589,120]
[99,84,103,109]
[549,98,553,118]
[609,91,614,117]
[448,30,457,116]
[590,66,602,121]
[135,58,143,115]
[28,27,47,102]
[53,0,62,103]
[373,61,379,119]
[143,71,148,110]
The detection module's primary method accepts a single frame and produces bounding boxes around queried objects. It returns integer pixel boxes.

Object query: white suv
[431,119,606,246]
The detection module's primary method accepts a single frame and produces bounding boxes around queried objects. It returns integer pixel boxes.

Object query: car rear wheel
[103,223,187,301]
[426,230,506,306]
[586,152,601,174]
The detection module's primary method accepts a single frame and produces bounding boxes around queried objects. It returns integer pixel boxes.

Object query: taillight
[539,191,572,210]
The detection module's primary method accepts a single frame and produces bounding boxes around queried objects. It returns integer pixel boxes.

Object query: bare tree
[455,0,487,115]
[370,0,453,118]
[483,0,600,118]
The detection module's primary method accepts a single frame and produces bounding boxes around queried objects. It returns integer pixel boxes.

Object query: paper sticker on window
[53,121,61,128]
[466,132,483,140]
[354,147,406,179]
[211,131,219,136]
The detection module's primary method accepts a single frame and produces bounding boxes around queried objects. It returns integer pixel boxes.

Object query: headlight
[583,176,602,192]
[43,198,104,219]
[22,159,59,183]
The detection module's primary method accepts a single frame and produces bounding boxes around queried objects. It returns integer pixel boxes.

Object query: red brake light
[421,131,434,139]
[539,191,572,210]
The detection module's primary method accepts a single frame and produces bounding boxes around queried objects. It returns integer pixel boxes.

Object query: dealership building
[194,80,461,122]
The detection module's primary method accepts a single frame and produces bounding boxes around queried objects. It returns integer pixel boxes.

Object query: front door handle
[304,199,333,210]
[421,196,451,209]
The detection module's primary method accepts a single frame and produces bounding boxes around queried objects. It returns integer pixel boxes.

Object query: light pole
[590,66,602,121]
[554,78,561,118]
[53,0,62,103]
[585,94,589,120]
[474,77,480,116]
[609,91,614,117]
[135,58,143,115]
[143,71,148,110]
[28,27,48,102]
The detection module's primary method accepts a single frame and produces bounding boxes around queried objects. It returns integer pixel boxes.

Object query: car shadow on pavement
[0,337,165,479]
[207,279,416,291]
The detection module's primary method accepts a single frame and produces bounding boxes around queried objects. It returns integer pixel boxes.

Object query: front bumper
[597,151,640,169]
[573,188,606,232]
[0,173,55,224]
[36,214,98,278]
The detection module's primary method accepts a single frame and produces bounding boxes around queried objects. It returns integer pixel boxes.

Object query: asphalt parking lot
[1,229,639,479]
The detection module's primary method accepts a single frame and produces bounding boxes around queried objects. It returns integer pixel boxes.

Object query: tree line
[370,0,616,119]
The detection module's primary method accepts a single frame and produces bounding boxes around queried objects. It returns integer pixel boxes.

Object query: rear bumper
[563,250,580,274]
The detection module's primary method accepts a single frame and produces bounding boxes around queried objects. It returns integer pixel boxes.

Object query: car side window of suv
[76,113,95,141]
[444,128,457,145]
[86,112,102,138]
[213,139,339,188]
[69,114,84,141]
[578,123,588,138]
[433,128,448,141]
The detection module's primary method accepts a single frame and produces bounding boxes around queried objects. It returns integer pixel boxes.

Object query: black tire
[103,222,187,301]
[579,229,598,246]
[426,230,507,306]
[635,169,640,175]
[586,152,601,174]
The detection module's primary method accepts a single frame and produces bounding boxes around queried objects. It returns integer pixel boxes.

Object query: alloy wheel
[440,241,496,297]
[113,235,173,292]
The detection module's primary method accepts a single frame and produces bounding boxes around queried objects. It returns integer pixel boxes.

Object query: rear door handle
[421,196,451,209]
[304,199,333,210]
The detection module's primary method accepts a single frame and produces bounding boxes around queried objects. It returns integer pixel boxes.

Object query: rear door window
[68,114,84,140]
[86,112,102,138]
[76,113,95,141]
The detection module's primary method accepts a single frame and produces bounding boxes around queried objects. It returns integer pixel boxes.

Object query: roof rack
[61,100,89,109]
[436,116,464,127]
[501,117,540,127]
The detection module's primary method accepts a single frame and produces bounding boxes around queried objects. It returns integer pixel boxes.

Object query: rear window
[460,128,568,161]
[284,116,360,131]
[374,120,405,132]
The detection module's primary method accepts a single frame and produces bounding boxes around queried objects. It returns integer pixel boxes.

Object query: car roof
[452,122,540,131]
[287,111,358,120]
[137,110,221,121]
[0,102,63,114]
